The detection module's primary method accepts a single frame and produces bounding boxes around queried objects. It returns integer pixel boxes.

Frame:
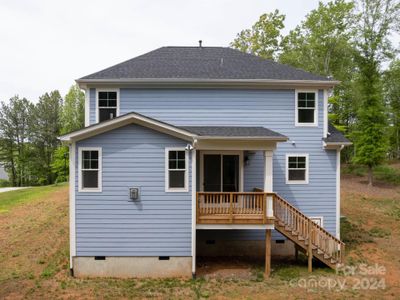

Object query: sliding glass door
[203,154,240,192]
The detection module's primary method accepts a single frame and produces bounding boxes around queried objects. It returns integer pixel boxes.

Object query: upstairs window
[286,154,308,184]
[165,149,188,192]
[296,91,318,126]
[79,148,102,192]
[97,90,118,122]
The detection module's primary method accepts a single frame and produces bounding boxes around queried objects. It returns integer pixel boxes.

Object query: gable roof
[324,123,352,145]
[60,112,288,143]
[77,47,339,87]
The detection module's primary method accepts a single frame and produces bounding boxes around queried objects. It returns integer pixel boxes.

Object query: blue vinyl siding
[85,88,338,246]
[75,124,192,256]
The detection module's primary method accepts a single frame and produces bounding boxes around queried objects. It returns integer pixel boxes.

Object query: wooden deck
[196,192,275,225]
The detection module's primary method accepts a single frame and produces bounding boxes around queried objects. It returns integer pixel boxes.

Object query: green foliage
[51,146,69,183]
[373,164,400,185]
[0,84,83,186]
[0,96,34,186]
[384,60,400,159]
[61,84,84,135]
[231,9,285,60]
[369,226,390,238]
[351,0,398,184]
[0,179,10,187]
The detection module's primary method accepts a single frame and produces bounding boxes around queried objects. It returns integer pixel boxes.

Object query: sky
[0,0,363,102]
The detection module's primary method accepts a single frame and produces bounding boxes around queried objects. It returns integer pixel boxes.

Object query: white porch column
[191,149,197,277]
[264,150,274,218]
[263,150,273,192]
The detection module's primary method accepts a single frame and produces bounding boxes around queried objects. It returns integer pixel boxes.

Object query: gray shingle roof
[180,126,286,139]
[79,46,333,81]
[324,123,351,144]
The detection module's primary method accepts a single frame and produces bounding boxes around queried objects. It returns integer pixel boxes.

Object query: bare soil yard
[0,174,399,299]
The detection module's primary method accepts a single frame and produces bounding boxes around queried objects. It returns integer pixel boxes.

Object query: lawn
[0,174,399,299]
[0,183,67,213]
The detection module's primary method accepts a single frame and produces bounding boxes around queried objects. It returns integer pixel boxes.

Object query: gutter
[76,78,340,89]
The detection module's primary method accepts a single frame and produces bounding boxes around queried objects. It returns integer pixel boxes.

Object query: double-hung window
[166,149,188,192]
[79,148,102,192]
[296,91,318,126]
[97,90,118,122]
[286,154,309,184]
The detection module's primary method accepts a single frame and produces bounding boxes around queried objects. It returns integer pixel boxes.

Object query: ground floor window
[165,148,188,192]
[286,154,309,184]
[79,147,102,192]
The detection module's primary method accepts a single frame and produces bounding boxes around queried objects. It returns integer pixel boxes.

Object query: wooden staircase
[272,193,345,270]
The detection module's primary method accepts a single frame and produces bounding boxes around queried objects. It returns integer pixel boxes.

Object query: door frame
[199,150,244,192]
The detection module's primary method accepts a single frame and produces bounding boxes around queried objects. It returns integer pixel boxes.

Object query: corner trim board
[191,149,196,275]
[69,142,76,269]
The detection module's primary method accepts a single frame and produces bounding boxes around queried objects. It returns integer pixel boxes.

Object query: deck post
[265,229,272,278]
[308,220,313,273]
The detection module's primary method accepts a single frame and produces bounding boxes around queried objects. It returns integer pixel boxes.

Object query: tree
[30,91,63,184]
[61,84,85,135]
[352,0,400,185]
[50,84,85,183]
[231,10,285,60]
[0,96,34,186]
[384,60,400,159]
[279,0,358,139]
[51,146,69,183]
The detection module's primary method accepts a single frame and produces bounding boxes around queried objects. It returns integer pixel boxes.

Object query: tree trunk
[368,165,373,186]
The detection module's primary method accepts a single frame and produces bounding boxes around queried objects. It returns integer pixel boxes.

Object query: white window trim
[78,147,102,192]
[286,153,309,184]
[165,147,189,192]
[310,216,324,227]
[295,89,318,127]
[95,88,120,123]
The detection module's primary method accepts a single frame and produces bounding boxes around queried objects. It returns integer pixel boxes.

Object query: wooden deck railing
[273,194,345,265]
[196,192,274,225]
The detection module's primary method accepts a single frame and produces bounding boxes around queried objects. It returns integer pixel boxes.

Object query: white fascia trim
[323,89,328,138]
[285,153,309,185]
[60,113,196,142]
[76,78,340,87]
[78,147,102,193]
[195,136,288,141]
[69,142,76,269]
[84,88,90,127]
[295,89,319,127]
[95,88,120,123]
[191,149,196,275]
[336,148,341,239]
[165,147,189,193]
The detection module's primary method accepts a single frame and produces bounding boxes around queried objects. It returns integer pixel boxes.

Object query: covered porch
[188,128,288,278]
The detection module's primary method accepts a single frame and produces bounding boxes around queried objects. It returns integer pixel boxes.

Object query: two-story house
[61,45,351,278]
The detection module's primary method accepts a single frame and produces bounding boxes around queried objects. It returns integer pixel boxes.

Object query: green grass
[0,183,67,213]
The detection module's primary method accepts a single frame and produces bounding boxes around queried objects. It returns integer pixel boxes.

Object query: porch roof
[59,111,288,144]
[179,126,286,140]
